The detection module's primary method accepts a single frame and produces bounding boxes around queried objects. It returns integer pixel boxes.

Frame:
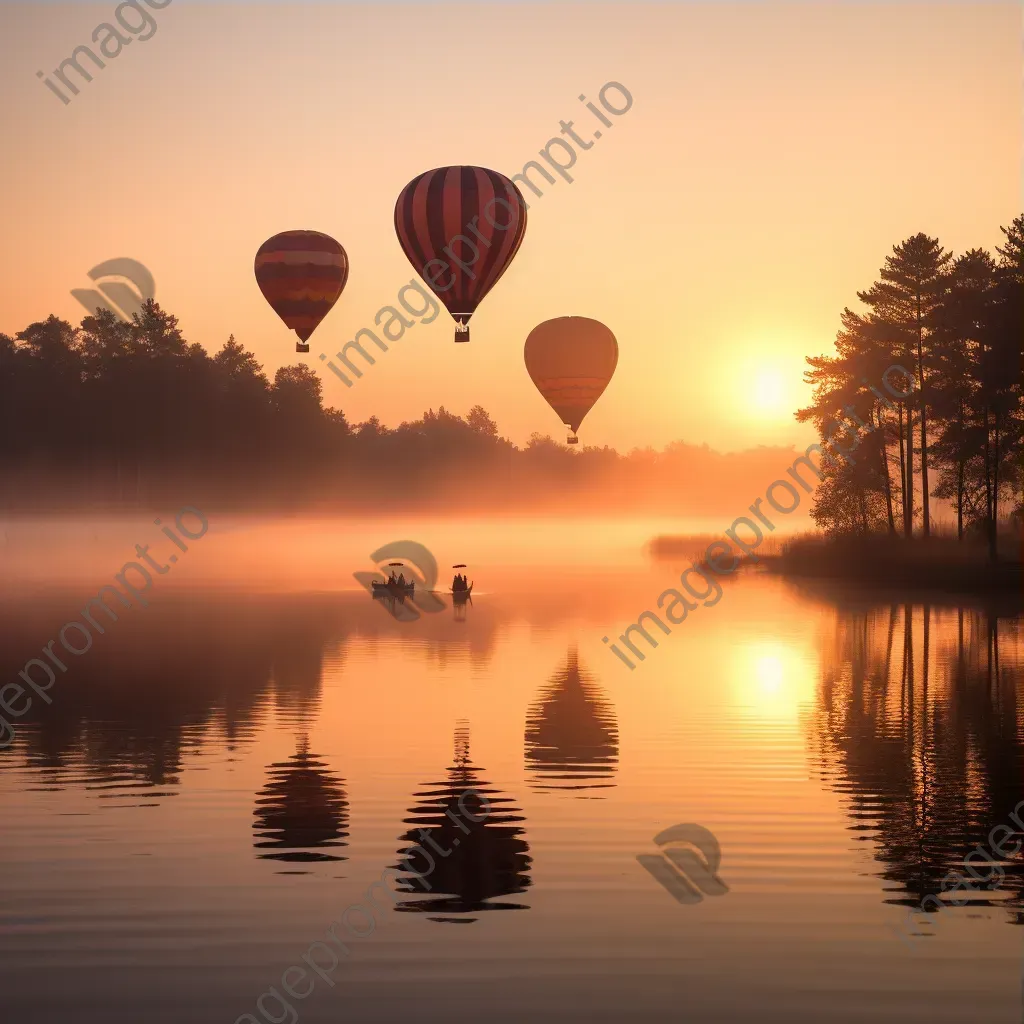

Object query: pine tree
[981,215,1024,557]
[930,250,995,539]
[857,235,951,537]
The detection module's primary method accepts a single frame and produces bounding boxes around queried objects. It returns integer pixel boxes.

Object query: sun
[732,355,805,425]
[752,366,789,416]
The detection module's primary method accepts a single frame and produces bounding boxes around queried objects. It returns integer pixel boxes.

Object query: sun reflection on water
[731,638,817,721]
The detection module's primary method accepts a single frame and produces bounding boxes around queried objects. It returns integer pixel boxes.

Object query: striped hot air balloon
[394,166,527,343]
[254,231,349,353]
[524,317,618,445]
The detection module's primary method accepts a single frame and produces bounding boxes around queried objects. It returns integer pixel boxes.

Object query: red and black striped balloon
[394,166,527,342]
[254,230,349,348]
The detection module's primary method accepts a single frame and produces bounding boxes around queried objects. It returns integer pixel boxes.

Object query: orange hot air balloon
[255,230,349,353]
[524,317,618,445]
[394,166,527,343]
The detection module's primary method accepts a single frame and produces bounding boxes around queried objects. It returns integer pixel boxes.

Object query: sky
[0,1,1018,452]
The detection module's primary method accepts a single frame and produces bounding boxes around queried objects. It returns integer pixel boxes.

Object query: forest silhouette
[2,304,805,514]
[798,216,1023,555]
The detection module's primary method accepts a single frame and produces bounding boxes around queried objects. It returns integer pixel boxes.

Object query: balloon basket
[566,434,579,445]
[296,342,310,354]
[454,322,470,343]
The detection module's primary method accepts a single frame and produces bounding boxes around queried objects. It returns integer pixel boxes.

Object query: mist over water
[0,517,1021,1024]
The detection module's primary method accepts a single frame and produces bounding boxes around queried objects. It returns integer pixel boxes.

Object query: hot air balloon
[255,230,349,353]
[394,166,527,343]
[524,317,618,445]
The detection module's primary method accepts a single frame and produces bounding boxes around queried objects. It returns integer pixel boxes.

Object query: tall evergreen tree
[982,215,1024,556]
[930,249,995,539]
[857,234,951,537]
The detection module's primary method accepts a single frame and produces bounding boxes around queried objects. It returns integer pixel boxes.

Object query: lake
[0,516,1021,1024]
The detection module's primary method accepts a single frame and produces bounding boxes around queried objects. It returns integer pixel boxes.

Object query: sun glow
[731,639,817,722]
[753,368,788,415]
[729,351,809,428]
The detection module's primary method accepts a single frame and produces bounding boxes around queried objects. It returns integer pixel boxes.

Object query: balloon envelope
[255,230,349,343]
[524,317,618,438]
[394,166,527,341]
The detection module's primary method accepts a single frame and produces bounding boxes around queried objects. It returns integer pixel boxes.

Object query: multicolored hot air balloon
[254,231,349,353]
[524,317,618,445]
[394,166,527,343]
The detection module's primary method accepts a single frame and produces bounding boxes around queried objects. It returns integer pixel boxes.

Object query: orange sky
[0,2,1018,451]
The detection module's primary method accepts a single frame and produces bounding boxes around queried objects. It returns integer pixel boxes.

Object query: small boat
[451,563,473,601]
[372,561,415,596]
[372,579,414,595]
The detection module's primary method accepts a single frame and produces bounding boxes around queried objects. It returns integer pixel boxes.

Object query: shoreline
[757,554,1024,600]
[649,532,1024,598]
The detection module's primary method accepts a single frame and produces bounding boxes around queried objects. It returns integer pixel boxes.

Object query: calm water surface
[0,516,1022,1023]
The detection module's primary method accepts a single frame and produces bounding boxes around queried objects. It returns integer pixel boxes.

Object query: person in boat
[453,573,465,592]
[388,570,397,584]
[397,572,406,587]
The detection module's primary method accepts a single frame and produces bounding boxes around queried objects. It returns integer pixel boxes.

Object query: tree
[131,300,187,358]
[809,457,890,535]
[930,250,995,539]
[857,234,951,537]
[15,316,84,468]
[16,314,79,365]
[273,364,323,415]
[981,215,1024,558]
[215,334,268,386]
[798,309,906,536]
[467,405,498,437]
[79,308,134,367]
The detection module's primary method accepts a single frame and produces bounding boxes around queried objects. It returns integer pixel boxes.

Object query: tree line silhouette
[798,215,1023,555]
[0,303,807,513]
